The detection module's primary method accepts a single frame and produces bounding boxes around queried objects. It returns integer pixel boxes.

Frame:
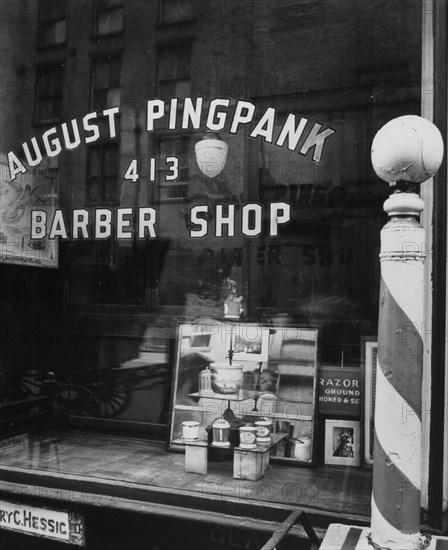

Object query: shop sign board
[0,499,85,546]
[318,366,362,417]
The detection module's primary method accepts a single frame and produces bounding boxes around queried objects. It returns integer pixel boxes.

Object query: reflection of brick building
[0,0,447,546]
[4,0,422,336]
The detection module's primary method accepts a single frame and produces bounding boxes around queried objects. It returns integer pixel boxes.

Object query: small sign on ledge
[318,365,363,417]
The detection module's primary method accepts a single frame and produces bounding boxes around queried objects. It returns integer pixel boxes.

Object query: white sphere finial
[371,115,444,184]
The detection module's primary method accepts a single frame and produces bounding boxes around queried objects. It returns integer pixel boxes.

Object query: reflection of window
[87,144,119,206]
[157,136,189,201]
[158,46,191,100]
[91,55,121,111]
[160,0,194,23]
[35,64,64,123]
[38,0,67,47]
[94,0,123,36]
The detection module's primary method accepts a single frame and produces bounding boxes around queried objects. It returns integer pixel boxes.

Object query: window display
[168,322,319,465]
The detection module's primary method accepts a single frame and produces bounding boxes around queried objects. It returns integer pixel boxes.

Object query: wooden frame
[168,322,319,466]
[324,419,361,466]
[361,336,377,464]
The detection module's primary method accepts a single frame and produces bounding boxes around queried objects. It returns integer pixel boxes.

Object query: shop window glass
[91,55,122,112]
[156,136,190,201]
[253,110,384,365]
[34,64,64,123]
[87,143,120,206]
[158,46,191,100]
[160,0,194,23]
[0,2,428,516]
[95,0,123,36]
[38,0,67,47]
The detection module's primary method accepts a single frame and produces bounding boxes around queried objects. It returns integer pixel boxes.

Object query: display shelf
[189,390,268,401]
[242,411,313,422]
[174,391,313,424]
[169,323,319,466]
[172,438,208,447]
[173,433,285,454]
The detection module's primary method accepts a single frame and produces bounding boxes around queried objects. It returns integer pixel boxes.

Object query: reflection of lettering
[210,526,261,550]
[202,244,353,267]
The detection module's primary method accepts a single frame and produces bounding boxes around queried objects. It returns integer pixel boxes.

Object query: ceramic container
[238,426,257,449]
[210,362,243,394]
[255,420,272,443]
[294,437,312,461]
[182,421,199,441]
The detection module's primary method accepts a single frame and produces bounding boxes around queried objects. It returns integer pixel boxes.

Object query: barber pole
[316,117,445,550]
[369,116,444,549]
[370,185,425,549]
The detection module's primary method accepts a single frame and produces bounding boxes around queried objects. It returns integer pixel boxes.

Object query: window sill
[155,17,197,29]
[34,117,63,127]
[36,42,67,52]
[90,31,125,41]
[156,197,189,204]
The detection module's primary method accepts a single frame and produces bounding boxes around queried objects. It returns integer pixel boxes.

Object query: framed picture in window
[362,336,377,464]
[0,157,59,268]
[324,419,360,466]
[231,325,270,363]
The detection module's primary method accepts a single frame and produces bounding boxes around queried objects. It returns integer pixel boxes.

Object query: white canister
[182,421,199,441]
[239,426,257,449]
[294,437,312,461]
[210,362,243,394]
[255,420,272,443]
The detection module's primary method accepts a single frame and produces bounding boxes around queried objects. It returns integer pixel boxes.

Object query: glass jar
[198,366,212,396]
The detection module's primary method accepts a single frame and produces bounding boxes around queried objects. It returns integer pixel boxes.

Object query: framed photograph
[362,336,377,464]
[324,419,361,466]
[231,325,270,362]
[168,322,319,466]
[180,325,215,352]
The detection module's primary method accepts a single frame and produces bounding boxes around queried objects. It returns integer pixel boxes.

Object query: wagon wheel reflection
[95,363,169,418]
[20,369,44,396]
[53,384,102,418]
[97,387,130,417]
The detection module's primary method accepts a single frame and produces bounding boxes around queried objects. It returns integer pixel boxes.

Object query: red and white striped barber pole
[370,116,443,550]
[319,116,445,550]
[371,188,425,549]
